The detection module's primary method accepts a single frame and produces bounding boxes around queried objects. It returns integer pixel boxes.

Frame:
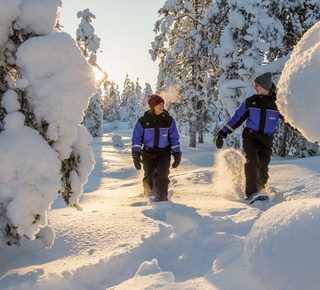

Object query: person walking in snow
[215,72,280,200]
[131,94,182,202]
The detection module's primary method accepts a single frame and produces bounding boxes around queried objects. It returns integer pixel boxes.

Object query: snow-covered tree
[126,79,143,129]
[120,74,132,109]
[269,0,320,156]
[142,83,153,112]
[76,8,100,66]
[119,74,133,122]
[82,91,103,137]
[135,78,144,116]
[76,9,105,137]
[215,0,285,148]
[103,80,120,122]
[150,0,215,147]
[212,0,320,153]
[269,0,320,58]
[0,0,95,247]
[150,0,319,154]
[273,119,320,157]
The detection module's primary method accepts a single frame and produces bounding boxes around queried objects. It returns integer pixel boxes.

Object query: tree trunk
[189,119,196,147]
[0,66,8,132]
[199,131,204,143]
[188,0,199,149]
[279,123,288,157]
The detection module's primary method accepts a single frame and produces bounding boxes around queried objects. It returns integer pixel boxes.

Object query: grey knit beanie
[254,72,272,92]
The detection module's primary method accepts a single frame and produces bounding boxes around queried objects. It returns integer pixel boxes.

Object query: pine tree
[119,74,133,122]
[120,74,132,108]
[215,0,285,148]
[142,83,153,112]
[269,0,320,156]
[0,2,95,247]
[76,9,105,137]
[135,78,144,116]
[269,0,320,58]
[83,90,103,137]
[126,80,142,129]
[103,81,121,122]
[150,0,215,147]
[76,9,101,66]
[0,2,54,246]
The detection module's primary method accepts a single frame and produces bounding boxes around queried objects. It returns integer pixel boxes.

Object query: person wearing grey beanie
[215,72,281,202]
[254,72,272,92]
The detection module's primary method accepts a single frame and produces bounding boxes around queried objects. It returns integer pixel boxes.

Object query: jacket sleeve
[132,121,143,152]
[219,100,249,137]
[168,119,181,153]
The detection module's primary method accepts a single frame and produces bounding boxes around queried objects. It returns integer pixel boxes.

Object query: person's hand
[215,134,224,149]
[172,152,182,168]
[132,151,142,170]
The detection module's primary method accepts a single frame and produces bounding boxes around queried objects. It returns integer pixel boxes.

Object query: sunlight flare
[93,66,107,83]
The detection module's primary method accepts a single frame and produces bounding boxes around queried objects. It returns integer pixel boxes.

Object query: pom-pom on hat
[147,94,165,110]
[254,72,272,92]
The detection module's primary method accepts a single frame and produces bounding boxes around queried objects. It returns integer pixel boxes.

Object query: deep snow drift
[0,122,319,290]
[277,20,320,143]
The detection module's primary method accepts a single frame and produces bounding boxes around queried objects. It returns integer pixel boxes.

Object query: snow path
[1,122,319,289]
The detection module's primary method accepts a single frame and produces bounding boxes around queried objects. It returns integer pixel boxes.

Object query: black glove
[215,133,224,149]
[172,152,182,168]
[132,151,142,170]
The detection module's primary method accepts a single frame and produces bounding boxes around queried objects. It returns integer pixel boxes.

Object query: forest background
[78,0,320,156]
[0,0,320,250]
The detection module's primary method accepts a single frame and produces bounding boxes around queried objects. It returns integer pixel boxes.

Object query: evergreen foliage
[120,74,133,110]
[126,79,142,129]
[150,0,216,147]
[103,81,121,122]
[214,0,285,148]
[76,8,105,138]
[76,8,101,66]
[142,83,153,112]
[150,0,319,155]
[83,91,103,137]
[0,2,95,247]
[0,8,48,247]
[268,0,320,156]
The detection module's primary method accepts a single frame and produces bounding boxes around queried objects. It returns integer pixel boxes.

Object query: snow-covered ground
[1,122,320,290]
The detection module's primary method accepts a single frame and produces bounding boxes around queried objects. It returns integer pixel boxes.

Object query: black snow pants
[141,146,171,201]
[242,128,273,198]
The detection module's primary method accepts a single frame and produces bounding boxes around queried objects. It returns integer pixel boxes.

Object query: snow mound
[277,21,320,142]
[212,148,245,200]
[245,198,320,290]
[135,259,161,276]
[0,126,61,241]
[112,134,125,147]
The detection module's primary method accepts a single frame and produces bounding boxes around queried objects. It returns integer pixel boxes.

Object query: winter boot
[143,182,153,197]
[153,190,168,202]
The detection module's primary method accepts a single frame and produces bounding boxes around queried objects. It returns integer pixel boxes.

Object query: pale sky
[59,0,164,91]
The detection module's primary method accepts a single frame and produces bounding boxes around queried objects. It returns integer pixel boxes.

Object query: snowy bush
[112,134,124,148]
[245,198,320,290]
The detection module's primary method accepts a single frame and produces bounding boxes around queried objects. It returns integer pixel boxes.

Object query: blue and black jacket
[219,92,280,138]
[132,110,181,154]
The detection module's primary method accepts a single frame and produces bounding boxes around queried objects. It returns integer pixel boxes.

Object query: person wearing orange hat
[132,94,182,202]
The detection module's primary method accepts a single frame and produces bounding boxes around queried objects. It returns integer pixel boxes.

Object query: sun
[92,66,107,83]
